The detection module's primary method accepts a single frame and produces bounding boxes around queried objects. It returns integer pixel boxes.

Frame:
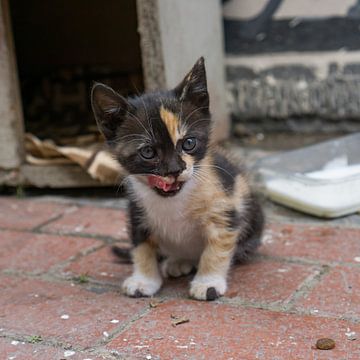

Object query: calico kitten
[91,57,264,301]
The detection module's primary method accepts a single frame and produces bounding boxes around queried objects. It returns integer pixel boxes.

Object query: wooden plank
[136,0,229,141]
[20,165,115,188]
[0,0,25,169]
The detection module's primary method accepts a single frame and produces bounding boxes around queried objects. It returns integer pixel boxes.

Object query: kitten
[91,57,264,301]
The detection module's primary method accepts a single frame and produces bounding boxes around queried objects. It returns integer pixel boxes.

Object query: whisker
[194,164,235,180]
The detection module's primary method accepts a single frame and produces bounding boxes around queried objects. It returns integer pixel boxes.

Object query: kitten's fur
[91,57,264,301]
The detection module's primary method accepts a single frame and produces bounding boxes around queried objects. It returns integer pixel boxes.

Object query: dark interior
[9,0,143,143]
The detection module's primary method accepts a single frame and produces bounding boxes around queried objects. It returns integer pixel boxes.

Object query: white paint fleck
[11,340,19,345]
[146,355,152,360]
[134,345,149,349]
[255,32,266,41]
[354,256,360,262]
[103,331,109,338]
[189,341,196,345]
[61,314,70,320]
[74,225,84,233]
[0,328,4,332]
[262,234,273,244]
[123,338,128,342]
[176,345,188,349]
[64,350,76,357]
[310,309,319,314]
[100,272,108,276]
[289,17,302,28]
[277,268,289,273]
[110,319,120,324]
[345,331,357,340]
[34,294,39,298]
[9,357,16,360]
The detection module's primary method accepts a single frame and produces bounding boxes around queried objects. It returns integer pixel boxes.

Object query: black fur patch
[213,152,240,194]
[225,208,240,230]
[128,199,150,246]
[234,195,265,262]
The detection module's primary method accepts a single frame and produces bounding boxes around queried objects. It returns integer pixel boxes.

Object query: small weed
[16,186,25,198]
[28,335,42,343]
[73,273,89,284]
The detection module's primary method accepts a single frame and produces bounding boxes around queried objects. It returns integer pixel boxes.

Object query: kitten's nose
[164,157,186,178]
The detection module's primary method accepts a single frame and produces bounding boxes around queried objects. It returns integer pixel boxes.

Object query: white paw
[122,274,162,297]
[161,258,194,278]
[190,275,227,301]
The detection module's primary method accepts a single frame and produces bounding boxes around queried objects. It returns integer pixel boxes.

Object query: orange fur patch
[160,106,180,145]
[132,240,159,277]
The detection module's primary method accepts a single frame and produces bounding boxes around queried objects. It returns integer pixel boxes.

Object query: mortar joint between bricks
[283,264,332,311]
[31,213,66,232]
[0,330,85,352]
[46,241,108,276]
[93,303,156,347]
[34,227,130,245]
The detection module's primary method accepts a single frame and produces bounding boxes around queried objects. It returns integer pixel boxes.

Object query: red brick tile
[0,338,104,360]
[295,266,360,319]
[227,260,316,303]
[261,224,360,264]
[43,206,128,239]
[0,276,147,348]
[0,230,101,273]
[161,260,316,304]
[64,244,132,285]
[108,300,360,360]
[0,197,69,230]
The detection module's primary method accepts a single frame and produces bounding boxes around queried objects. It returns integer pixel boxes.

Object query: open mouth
[147,175,184,197]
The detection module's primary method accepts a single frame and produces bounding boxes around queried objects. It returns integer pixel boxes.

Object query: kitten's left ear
[91,82,130,144]
[173,56,209,109]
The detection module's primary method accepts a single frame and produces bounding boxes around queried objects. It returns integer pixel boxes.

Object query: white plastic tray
[256,133,360,218]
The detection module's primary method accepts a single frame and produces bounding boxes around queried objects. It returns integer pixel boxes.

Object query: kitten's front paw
[190,275,226,301]
[161,258,194,278]
[122,274,162,297]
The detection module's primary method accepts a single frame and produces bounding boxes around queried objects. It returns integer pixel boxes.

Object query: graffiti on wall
[224,0,360,54]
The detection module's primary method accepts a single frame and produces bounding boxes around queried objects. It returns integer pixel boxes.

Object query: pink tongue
[147,175,177,192]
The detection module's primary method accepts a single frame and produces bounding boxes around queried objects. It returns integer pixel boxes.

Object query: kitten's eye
[139,146,156,159]
[182,137,197,152]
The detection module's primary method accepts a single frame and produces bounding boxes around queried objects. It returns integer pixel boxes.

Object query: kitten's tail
[111,245,132,263]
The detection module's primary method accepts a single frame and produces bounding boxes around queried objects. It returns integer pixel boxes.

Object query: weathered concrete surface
[226,51,360,133]
[0,0,25,169]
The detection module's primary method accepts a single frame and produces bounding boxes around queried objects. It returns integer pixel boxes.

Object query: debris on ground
[28,335,43,344]
[315,338,335,350]
[171,314,190,327]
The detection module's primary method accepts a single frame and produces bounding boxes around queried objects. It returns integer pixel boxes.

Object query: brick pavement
[0,196,359,359]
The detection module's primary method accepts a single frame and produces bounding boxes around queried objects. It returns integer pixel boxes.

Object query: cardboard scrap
[25,133,123,184]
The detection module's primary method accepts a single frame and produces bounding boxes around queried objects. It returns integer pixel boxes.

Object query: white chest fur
[129,177,205,260]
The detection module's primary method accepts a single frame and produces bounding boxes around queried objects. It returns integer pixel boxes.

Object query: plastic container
[255,133,360,218]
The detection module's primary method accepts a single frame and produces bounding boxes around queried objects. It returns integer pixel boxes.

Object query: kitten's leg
[122,241,162,297]
[190,228,237,301]
[161,258,194,278]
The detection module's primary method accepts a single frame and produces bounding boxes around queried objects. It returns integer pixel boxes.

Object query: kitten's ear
[174,56,209,108]
[91,83,129,143]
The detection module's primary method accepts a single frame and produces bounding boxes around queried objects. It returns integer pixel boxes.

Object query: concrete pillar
[137,0,229,141]
[0,0,25,169]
